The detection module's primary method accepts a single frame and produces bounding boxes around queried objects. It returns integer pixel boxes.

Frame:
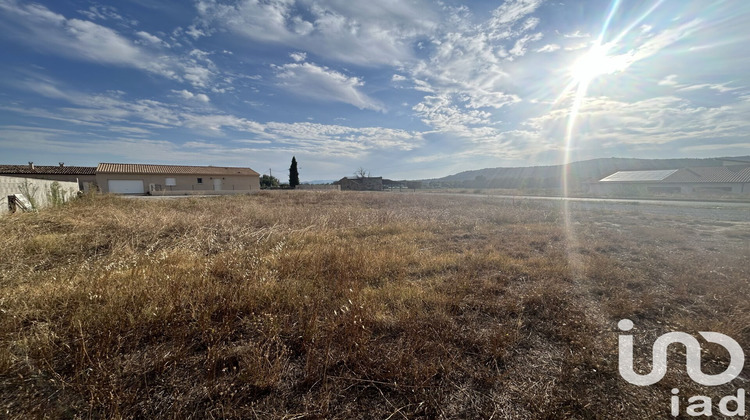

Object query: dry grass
[1,192,748,419]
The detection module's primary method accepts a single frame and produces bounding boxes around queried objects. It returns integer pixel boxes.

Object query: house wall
[96,173,260,194]
[1,176,79,214]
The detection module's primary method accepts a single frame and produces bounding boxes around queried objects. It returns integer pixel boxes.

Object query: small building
[334,176,383,191]
[0,162,96,191]
[96,163,260,194]
[590,165,750,195]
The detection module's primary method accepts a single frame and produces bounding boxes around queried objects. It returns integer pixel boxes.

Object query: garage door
[108,180,144,194]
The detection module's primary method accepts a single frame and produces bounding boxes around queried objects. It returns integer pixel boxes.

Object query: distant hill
[424,156,750,189]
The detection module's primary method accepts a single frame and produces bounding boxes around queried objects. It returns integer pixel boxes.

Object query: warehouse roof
[664,166,750,183]
[599,169,677,182]
[600,166,750,184]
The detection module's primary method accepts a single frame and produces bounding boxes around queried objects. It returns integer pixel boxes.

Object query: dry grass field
[1,192,748,419]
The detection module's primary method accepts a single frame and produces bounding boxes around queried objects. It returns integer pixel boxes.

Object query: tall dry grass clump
[1,192,748,418]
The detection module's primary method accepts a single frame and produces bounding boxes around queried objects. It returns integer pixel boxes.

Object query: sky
[1,0,749,181]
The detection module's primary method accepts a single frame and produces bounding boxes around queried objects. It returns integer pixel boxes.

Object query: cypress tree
[289,156,300,189]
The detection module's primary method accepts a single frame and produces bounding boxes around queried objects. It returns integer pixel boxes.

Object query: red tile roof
[0,164,96,175]
[96,163,259,176]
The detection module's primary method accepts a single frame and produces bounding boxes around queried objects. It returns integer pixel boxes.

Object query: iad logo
[618,319,746,417]
[618,319,744,386]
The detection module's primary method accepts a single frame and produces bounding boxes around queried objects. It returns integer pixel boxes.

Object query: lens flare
[570,45,620,84]
[559,0,661,277]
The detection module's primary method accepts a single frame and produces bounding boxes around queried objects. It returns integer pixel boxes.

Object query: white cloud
[275,61,385,112]
[536,43,560,53]
[185,25,206,39]
[0,126,242,164]
[413,94,494,132]
[392,74,407,82]
[290,51,307,62]
[135,31,167,46]
[658,74,679,86]
[564,30,589,38]
[6,81,421,157]
[0,119,421,161]
[526,95,750,148]
[0,1,213,88]
[464,91,521,109]
[182,114,264,134]
[613,19,702,69]
[489,0,543,26]
[183,65,214,88]
[196,0,439,66]
[77,4,127,23]
[564,42,590,51]
[567,19,705,81]
[172,89,210,102]
[404,91,750,162]
[509,32,543,56]
[261,122,423,153]
[412,79,434,93]
[681,142,750,152]
[677,83,738,93]
[521,17,540,32]
[404,0,537,135]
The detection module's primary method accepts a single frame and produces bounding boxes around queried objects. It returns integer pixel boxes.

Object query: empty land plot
[1,192,748,419]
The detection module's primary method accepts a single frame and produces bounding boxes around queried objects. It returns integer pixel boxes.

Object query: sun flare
[570,45,619,84]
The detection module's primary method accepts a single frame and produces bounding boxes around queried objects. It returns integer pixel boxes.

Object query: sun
[570,45,619,84]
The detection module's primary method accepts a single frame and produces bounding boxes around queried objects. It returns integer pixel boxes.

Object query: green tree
[260,174,280,189]
[289,156,300,189]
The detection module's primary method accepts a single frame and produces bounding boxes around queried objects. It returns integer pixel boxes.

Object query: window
[165,178,176,186]
[197,178,203,184]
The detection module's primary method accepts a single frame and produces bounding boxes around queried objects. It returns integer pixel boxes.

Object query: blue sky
[1,0,749,181]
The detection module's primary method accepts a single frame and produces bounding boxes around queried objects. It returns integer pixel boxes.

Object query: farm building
[0,162,96,191]
[96,163,260,194]
[334,176,383,191]
[590,164,750,195]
